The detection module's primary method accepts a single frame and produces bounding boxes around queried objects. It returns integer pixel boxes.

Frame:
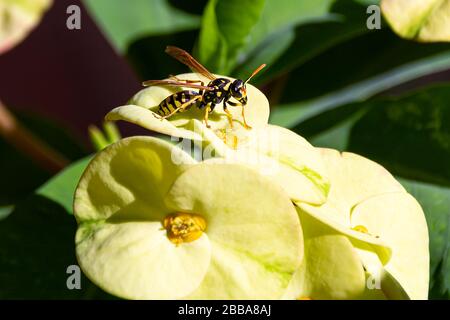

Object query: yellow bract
[382,0,450,42]
[0,0,52,54]
[74,137,303,299]
[77,66,431,300]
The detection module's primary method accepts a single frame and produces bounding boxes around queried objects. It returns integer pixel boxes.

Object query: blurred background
[0,0,449,299]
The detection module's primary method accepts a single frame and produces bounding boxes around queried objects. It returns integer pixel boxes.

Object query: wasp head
[231,79,248,105]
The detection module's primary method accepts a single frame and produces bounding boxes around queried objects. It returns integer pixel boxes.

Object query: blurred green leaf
[0,137,49,205]
[0,111,85,206]
[382,0,450,43]
[308,107,365,151]
[224,0,338,78]
[0,205,14,221]
[127,29,199,80]
[198,0,265,74]
[0,194,112,299]
[83,0,200,52]
[37,157,92,214]
[270,31,450,128]
[355,0,380,4]
[233,0,369,82]
[348,85,450,187]
[167,0,208,15]
[246,0,335,53]
[280,32,450,105]
[399,178,450,299]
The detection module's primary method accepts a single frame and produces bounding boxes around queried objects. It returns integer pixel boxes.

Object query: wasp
[143,46,266,129]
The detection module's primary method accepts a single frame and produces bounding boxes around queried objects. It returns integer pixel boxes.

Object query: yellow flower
[0,0,52,54]
[292,149,429,300]
[74,136,303,299]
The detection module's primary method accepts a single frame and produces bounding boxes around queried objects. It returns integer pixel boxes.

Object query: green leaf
[348,85,450,187]
[355,0,380,5]
[382,0,450,42]
[270,30,450,128]
[308,108,365,151]
[167,0,208,15]
[83,0,200,53]
[0,195,112,299]
[233,0,370,82]
[126,29,199,80]
[37,157,92,214]
[0,205,14,221]
[399,178,450,299]
[246,0,335,53]
[0,136,49,206]
[198,0,265,74]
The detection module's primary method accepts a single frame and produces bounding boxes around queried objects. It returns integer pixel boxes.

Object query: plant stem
[0,99,69,173]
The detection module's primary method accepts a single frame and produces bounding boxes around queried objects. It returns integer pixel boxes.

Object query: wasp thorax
[163,212,206,245]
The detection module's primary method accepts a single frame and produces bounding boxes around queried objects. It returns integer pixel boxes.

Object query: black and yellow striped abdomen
[157,90,200,116]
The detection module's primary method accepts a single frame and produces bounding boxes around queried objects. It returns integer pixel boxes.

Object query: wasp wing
[165,46,216,81]
[142,79,213,91]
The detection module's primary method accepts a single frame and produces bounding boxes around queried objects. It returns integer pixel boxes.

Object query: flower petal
[295,148,404,263]
[283,209,366,300]
[244,125,330,203]
[105,105,202,140]
[76,222,211,299]
[316,148,405,216]
[297,202,392,265]
[74,136,196,222]
[0,0,52,54]
[74,137,207,299]
[192,121,329,205]
[351,192,429,299]
[166,163,303,299]
[381,0,450,42]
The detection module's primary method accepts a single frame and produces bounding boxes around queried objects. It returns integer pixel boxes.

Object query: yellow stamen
[163,213,206,245]
[352,225,369,234]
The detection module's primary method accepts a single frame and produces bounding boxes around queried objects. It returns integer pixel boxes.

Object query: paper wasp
[143,46,266,129]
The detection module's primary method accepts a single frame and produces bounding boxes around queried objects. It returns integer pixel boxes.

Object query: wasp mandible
[143,46,266,129]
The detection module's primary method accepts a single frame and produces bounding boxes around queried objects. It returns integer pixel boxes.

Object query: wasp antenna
[245,64,266,84]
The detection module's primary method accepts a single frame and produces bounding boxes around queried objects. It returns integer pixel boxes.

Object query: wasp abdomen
[157,90,200,116]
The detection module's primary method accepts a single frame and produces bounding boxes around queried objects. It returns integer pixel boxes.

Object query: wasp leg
[241,107,252,130]
[223,103,234,129]
[203,104,212,128]
[158,96,202,120]
[227,101,251,129]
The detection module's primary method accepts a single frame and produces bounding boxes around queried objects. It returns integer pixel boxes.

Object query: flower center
[163,212,206,245]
